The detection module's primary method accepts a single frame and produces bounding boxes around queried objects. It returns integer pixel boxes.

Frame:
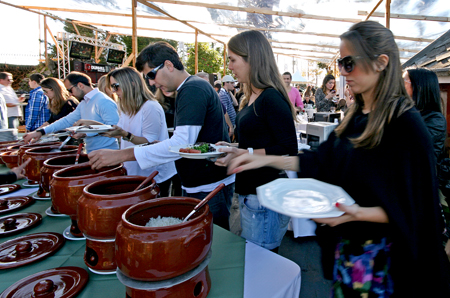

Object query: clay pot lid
[0,266,89,298]
[0,196,35,215]
[0,232,65,269]
[0,213,42,237]
[0,184,21,196]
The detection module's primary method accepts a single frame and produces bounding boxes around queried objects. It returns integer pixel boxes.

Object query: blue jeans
[182,183,234,231]
[239,194,290,250]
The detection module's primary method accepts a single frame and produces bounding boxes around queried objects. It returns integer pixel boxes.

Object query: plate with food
[66,125,114,134]
[169,143,227,159]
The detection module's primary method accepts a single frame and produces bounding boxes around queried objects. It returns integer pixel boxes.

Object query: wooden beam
[365,0,384,21]
[95,31,99,63]
[195,30,198,74]
[274,52,324,63]
[132,0,138,66]
[273,52,332,61]
[359,10,450,22]
[44,22,64,58]
[223,44,227,77]
[386,0,391,29]
[136,0,225,45]
[272,46,337,55]
[72,23,81,35]
[122,53,135,67]
[146,0,361,23]
[44,16,48,66]
[95,33,111,61]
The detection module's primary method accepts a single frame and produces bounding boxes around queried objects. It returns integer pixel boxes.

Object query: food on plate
[179,143,217,154]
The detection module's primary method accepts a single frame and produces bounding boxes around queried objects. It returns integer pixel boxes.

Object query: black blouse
[48,99,78,124]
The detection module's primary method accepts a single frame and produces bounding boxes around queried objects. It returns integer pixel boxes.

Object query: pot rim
[121,197,210,231]
[52,162,125,180]
[43,153,88,168]
[23,145,78,156]
[82,175,158,200]
[19,141,61,150]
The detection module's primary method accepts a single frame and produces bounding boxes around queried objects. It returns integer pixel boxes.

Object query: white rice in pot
[145,215,183,227]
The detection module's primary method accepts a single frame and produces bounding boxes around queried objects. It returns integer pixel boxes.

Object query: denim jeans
[182,183,234,231]
[239,194,290,250]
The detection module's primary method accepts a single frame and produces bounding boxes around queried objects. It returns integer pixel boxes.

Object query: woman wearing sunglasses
[39,77,79,127]
[86,67,177,197]
[315,74,337,112]
[225,21,450,297]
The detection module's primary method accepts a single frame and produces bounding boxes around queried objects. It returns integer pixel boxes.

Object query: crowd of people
[2,20,448,297]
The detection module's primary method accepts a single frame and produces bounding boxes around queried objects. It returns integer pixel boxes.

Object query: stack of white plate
[0,128,18,141]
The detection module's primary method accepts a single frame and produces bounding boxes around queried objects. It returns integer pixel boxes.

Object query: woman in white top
[86,67,177,196]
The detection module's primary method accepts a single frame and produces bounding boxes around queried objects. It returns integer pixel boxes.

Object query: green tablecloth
[0,168,245,297]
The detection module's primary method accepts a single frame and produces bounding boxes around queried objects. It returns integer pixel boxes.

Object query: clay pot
[0,145,21,169]
[50,163,127,237]
[115,197,213,281]
[40,154,89,198]
[23,145,78,185]
[17,141,60,165]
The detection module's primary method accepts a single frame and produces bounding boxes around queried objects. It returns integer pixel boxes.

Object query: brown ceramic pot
[84,238,116,272]
[50,163,127,237]
[23,145,78,185]
[17,141,61,165]
[125,267,211,298]
[0,145,21,169]
[40,154,89,199]
[115,197,213,281]
[0,141,20,165]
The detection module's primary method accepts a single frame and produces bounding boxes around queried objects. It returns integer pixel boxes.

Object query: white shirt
[118,100,177,183]
[0,85,21,117]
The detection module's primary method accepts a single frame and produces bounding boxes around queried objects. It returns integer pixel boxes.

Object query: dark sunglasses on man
[145,63,164,81]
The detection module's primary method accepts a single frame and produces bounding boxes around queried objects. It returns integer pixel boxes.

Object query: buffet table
[0,175,301,297]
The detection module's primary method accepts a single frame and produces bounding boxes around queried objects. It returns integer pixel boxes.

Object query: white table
[245,241,301,298]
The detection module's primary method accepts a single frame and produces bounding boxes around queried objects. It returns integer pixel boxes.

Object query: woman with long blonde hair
[39,77,78,125]
[215,30,298,252]
[97,75,118,102]
[86,67,177,197]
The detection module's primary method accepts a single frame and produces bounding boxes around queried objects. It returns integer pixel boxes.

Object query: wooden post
[386,0,391,28]
[72,23,81,35]
[44,16,48,66]
[38,13,42,63]
[132,0,138,67]
[95,31,99,63]
[195,29,198,74]
[223,44,227,77]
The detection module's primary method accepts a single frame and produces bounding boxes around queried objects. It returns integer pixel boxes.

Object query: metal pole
[195,29,198,74]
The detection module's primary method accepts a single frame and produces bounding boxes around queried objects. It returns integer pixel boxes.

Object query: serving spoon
[134,171,159,191]
[183,183,225,222]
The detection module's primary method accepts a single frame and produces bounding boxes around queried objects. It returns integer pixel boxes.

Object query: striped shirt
[26,86,50,131]
[219,88,236,126]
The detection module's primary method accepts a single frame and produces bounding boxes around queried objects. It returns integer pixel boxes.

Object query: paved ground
[230,194,333,298]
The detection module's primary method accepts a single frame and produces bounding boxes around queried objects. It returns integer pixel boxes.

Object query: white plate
[66,125,113,133]
[256,178,355,218]
[45,206,68,217]
[47,132,70,138]
[169,144,227,159]
[22,181,39,188]
[63,225,86,241]
[31,191,51,201]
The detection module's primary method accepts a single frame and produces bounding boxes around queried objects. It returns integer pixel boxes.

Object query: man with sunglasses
[23,72,119,153]
[88,42,235,231]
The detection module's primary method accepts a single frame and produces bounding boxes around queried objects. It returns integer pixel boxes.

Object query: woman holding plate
[80,67,177,197]
[225,21,450,297]
[215,30,298,253]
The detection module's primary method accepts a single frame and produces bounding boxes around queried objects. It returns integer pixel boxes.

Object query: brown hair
[228,30,296,119]
[334,21,413,149]
[321,74,336,94]
[40,77,79,114]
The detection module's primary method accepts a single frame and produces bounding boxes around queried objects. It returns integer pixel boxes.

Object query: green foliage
[317,62,328,69]
[185,43,223,75]
[119,36,178,56]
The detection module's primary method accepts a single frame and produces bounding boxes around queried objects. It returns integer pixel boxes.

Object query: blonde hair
[154,88,177,112]
[334,21,413,149]
[97,75,118,102]
[40,77,79,114]
[107,67,156,117]
[228,30,296,120]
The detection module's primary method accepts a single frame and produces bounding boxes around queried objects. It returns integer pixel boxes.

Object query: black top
[174,76,230,188]
[298,104,450,296]
[48,99,78,124]
[235,88,297,195]
[163,95,175,129]
[421,110,447,160]
[1,172,17,184]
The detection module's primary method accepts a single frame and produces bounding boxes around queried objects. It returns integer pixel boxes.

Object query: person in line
[211,78,234,138]
[0,93,7,130]
[218,75,238,136]
[283,72,304,112]
[23,72,119,153]
[81,67,177,197]
[1,159,31,184]
[195,71,210,82]
[315,74,337,112]
[25,73,50,132]
[0,72,24,129]
[225,21,450,297]
[215,30,298,252]
[97,75,118,102]
[302,85,315,107]
[87,42,235,230]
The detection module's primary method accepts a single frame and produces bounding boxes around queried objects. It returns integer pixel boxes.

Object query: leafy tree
[119,36,178,56]
[185,42,223,75]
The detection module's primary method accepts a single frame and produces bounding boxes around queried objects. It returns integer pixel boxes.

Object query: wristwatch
[37,128,46,135]
[123,132,134,142]
[248,147,254,155]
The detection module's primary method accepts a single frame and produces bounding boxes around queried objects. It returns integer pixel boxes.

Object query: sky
[1,0,449,67]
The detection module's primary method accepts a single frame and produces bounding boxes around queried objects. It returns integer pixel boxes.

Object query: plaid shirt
[26,86,50,131]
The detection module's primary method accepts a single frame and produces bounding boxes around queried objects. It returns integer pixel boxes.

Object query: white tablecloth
[245,241,301,298]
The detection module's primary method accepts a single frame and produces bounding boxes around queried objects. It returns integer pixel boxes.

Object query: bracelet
[248,147,253,155]
[37,128,45,135]
[283,156,293,171]
[129,134,135,142]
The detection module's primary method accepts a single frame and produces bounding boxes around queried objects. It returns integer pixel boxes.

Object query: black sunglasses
[67,84,76,93]
[145,63,164,81]
[110,83,120,92]
[337,56,358,73]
